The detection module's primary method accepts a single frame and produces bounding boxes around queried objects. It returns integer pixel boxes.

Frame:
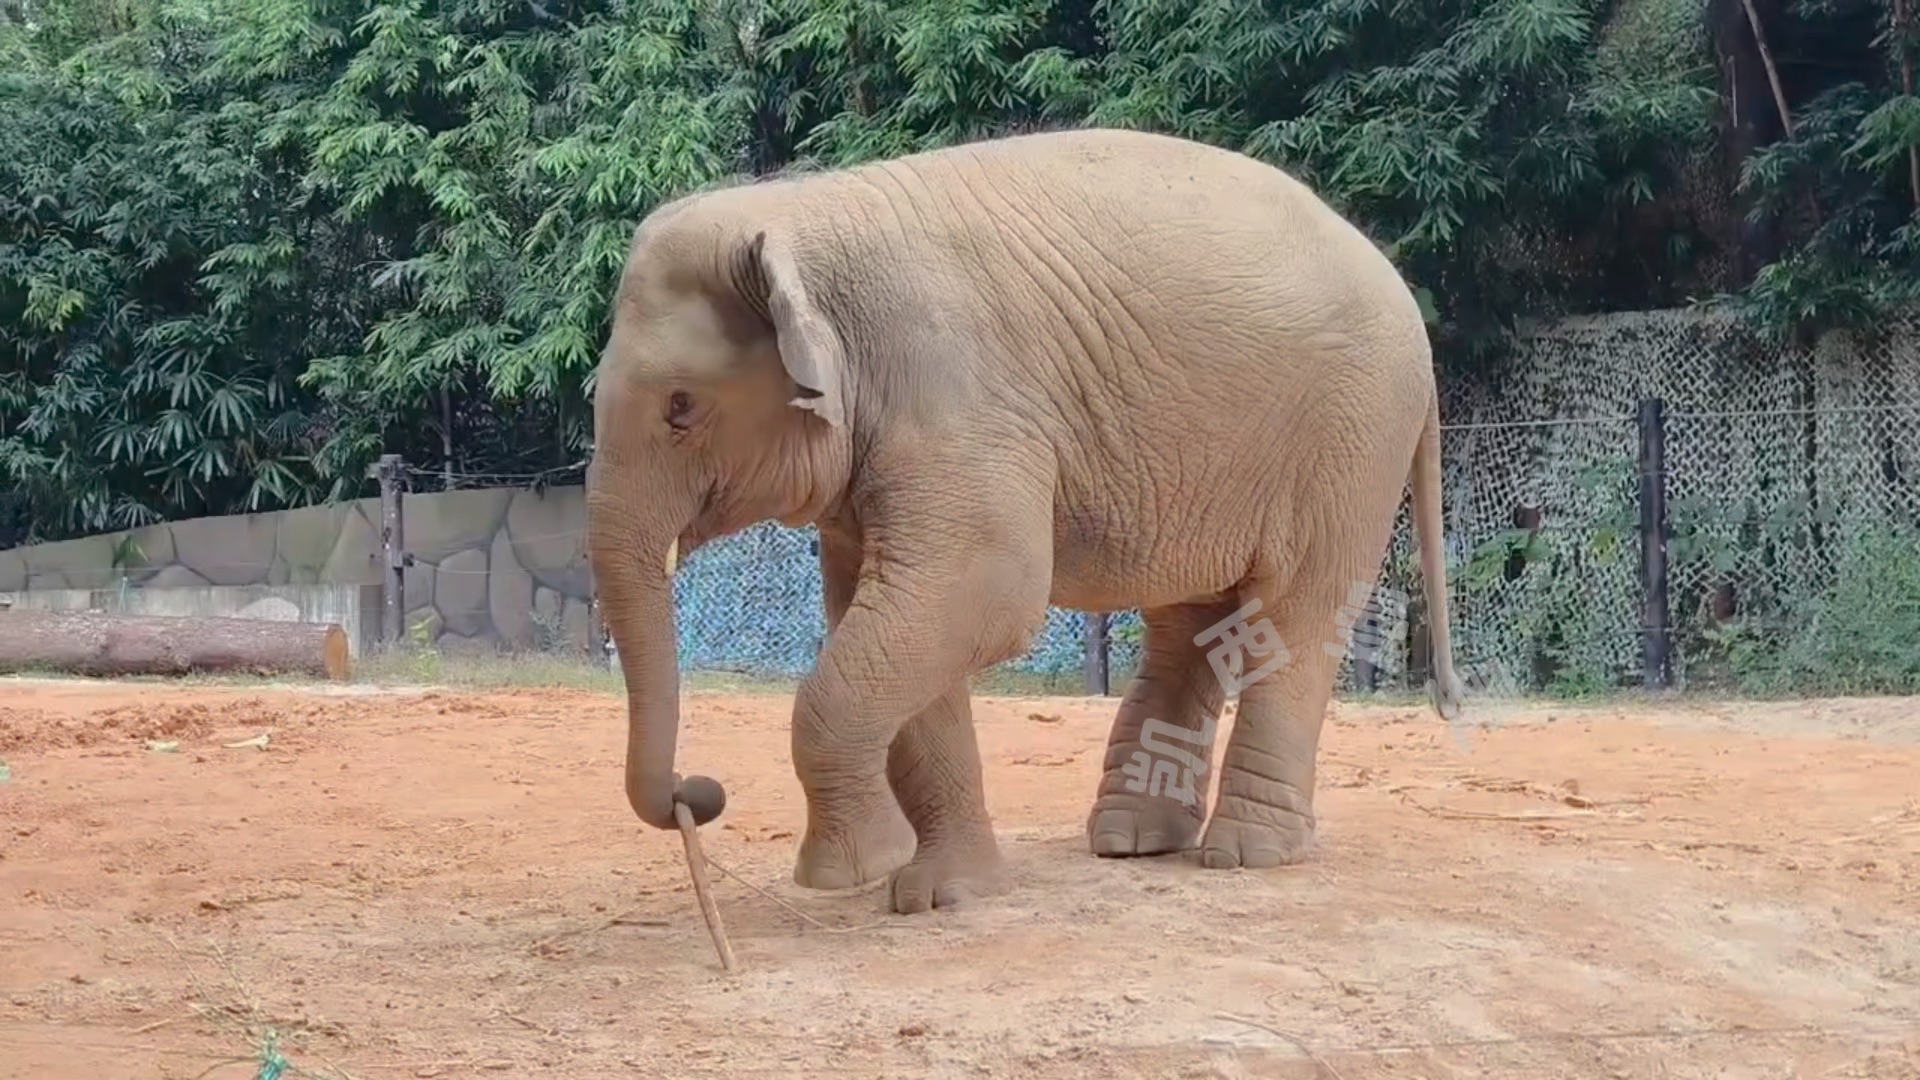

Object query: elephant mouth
[681,483,769,554]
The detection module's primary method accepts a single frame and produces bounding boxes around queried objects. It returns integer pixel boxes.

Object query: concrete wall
[0,583,385,657]
[0,486,594,656]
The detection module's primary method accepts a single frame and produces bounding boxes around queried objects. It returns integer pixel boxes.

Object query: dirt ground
[1,676,1917,1079]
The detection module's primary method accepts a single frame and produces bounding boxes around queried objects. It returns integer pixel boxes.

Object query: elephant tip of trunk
[628,773,728,830]
[677,774,727,826]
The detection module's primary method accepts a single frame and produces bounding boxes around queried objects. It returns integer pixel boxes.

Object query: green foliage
[1688,526,1920,695]
[1725,0,1920,337]
[0,0,1907,710]
[1,0,1737,543]
[2,0,755,535]
[1507,456,1641,697]
[0,20,335,535]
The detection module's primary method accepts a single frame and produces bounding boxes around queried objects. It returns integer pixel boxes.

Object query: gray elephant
[586,126,1466,915]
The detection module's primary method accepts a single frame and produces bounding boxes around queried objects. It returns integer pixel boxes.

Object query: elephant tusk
[665,538,678,578]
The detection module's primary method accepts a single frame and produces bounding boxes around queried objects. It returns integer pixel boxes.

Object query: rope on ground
[1215,1013,1347,1078]
[700,853,898,935]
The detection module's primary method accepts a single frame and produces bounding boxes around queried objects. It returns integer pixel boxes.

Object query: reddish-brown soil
[1,677,1917,1079]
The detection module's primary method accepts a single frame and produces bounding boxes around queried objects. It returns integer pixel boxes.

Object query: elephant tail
[1411,382,1467,725]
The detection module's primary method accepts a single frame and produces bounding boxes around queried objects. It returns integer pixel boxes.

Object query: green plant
[108,533,144,572]
[529,607,570,654]
[1683,523,1920,695]
[1459,527,1550,588]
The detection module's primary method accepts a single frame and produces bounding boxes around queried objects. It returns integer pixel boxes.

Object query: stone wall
[0,487,594,655]
[397,487,593,653]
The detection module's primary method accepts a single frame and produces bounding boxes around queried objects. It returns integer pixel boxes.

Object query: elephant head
[586,190,855,832]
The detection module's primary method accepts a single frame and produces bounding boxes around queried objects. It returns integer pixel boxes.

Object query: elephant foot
[1086,791,1206,857]
[1197,799,1314,870]
[793,800,918,891]
[889,833,1006,914]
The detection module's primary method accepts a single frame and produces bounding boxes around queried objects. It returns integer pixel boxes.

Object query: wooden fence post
[1083,612,1109,696]
[374,453,406,648]
[1637,398,1671,689]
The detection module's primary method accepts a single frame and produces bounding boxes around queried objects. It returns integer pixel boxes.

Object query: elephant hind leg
[1198,545,1393,870]
[1086,599,1239,858]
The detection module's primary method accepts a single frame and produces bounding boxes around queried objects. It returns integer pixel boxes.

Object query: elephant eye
[666,390,693,427]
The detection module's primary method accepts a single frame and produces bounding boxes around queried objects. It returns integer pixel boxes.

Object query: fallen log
[0,608,351,681]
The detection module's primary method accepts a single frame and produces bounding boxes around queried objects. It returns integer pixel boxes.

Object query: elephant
[585,125,1467,916]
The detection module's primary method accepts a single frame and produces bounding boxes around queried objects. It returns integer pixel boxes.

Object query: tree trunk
[1899,0,1920,205]
[0,609,351,681]
[1708,0,1789,279]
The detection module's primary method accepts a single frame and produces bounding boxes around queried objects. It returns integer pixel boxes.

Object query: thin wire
[1667,402,1920,422]
[301,399,1920,496]
[7,402,1916,584]
[403,462,583,484]
[1438,401,1920,432]
[1442,414,1636,431]
[0,528,594,583]
[387,403,1920,471]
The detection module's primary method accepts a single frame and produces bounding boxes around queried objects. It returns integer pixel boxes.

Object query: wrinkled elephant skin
[586,127,1467,916]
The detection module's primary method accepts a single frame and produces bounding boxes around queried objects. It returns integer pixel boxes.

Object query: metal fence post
[1351,582,1379,692]
[587,571,610,669]
[1083,612,1109,696]
[1636,398,1671,689]
[374,453,406,648]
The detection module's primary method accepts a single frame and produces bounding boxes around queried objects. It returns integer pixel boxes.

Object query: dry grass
[0,646,1121,698]
[348,649,1119,698]
[0,642,1512,714]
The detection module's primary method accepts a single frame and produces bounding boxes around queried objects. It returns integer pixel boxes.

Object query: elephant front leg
[789,664,921,892]
[792,505,1051,906]
[886,682,1005,913]
[1087,602,1233,857]
[804,527,918,889]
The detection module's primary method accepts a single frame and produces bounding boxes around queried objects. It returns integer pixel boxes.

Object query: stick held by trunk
[674,788,737,972]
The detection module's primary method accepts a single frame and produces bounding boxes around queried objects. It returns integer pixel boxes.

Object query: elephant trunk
[585,485,724,831]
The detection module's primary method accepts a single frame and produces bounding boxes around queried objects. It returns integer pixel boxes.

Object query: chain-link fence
[1367,309,1920,698]
[6,309,1918,696]
[627,412,1920,698]
[646,308,1920,697]
[583,523,1119,691]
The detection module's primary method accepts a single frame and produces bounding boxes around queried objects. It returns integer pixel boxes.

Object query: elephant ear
[747,230,845,429]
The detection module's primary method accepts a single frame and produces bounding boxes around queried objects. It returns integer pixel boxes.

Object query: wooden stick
[674,800,737,972]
